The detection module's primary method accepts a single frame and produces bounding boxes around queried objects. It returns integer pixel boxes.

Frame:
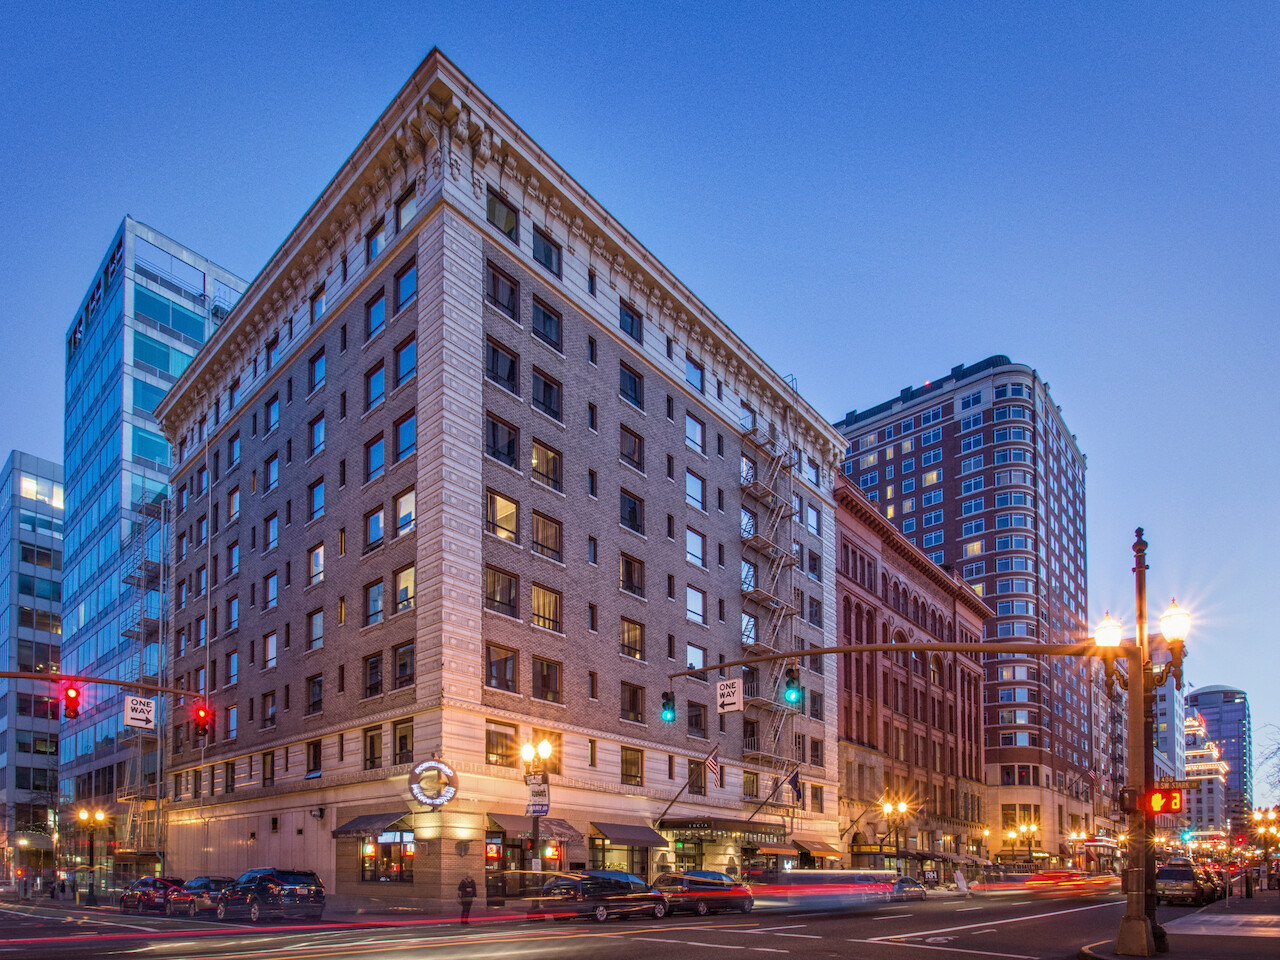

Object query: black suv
[214,868,325,922]
[653,872,754,915]
[529,871,668,922]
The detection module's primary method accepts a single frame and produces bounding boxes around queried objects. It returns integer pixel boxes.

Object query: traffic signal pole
[0,671,191,697]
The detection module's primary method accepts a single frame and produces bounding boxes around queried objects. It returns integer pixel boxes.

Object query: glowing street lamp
[882,800,911,876]
[521,739,555,875]
[77,808,106,906]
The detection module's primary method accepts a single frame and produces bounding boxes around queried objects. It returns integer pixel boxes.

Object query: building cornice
[157,49,843,466]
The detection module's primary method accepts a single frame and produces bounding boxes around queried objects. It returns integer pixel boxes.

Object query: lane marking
[954,906,983,912]
[849,939,1037,959]
[749,950,790,954]
[868,899,1123,940]
[751,925,806,932]
[769,933,821,939]
[874,914,913,920]
[1011,900,1032,905]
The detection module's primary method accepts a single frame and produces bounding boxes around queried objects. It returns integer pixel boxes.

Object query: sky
[0,2,1276,801]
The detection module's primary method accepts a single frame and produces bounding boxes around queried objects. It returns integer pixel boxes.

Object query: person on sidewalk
[458,874,477,925]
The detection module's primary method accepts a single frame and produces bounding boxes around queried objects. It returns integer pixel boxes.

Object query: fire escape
[738,410,802,806]
[115,495,169,862]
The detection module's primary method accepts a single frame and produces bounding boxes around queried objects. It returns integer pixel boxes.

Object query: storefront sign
[409,759,459,807]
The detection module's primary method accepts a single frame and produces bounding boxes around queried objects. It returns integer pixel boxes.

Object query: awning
[792,837,842,857]
[332,811,410,838]
[590,821,668,847]
[753,844,797,856]
[487,814,583,842]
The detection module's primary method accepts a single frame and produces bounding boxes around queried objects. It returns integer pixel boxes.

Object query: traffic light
[661,692,676,723]
[1181,830,1194,843]
[1143,787,1184,815]
[63,686,81,720]
[193,702,212,737]
[784,667,804,705]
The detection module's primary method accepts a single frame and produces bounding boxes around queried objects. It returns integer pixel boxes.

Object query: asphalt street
[0,890,1257,960]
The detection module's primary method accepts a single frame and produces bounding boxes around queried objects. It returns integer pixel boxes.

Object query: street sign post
[1157,778,1197,791]
[526,776,550,817]
[716,679,742,714]
[123,696,156,730]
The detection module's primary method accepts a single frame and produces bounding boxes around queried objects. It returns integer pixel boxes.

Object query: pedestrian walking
[457,873,477,925]
[59,879,66,898]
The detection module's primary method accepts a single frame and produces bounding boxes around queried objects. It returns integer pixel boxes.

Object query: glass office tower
[0,451,64,890]
[1185,685,1253,832]
[60,217,245,889]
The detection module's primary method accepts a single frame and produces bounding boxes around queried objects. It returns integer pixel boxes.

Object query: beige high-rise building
[156,49,844,909]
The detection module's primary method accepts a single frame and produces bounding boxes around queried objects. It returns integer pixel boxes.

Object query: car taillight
[575,891,584,901]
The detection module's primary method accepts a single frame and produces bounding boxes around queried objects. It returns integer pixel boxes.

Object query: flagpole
[653,745,723,827]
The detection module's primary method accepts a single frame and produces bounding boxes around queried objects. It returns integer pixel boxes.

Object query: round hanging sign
[409,758,459,807]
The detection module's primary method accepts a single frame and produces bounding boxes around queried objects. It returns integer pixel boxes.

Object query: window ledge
[530,550,564,569]
[530,406,566,430]
[484,454,524,479]
[483,608,524,626]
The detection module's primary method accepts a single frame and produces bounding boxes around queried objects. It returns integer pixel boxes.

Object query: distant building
[1185,685,1252,831]
[1183,712,1228,842]
[833,478,990,873]
[1153,640,1186,780]
[0,452,64,887]
[59,218,245,889]
[834,357,1092,865]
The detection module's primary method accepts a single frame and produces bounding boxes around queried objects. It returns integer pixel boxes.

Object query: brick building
[833,478,990,873]
[834,356,1092,866]
[156,49,845,908]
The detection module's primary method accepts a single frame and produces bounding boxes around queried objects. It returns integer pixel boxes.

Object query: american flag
[705,746,719,785]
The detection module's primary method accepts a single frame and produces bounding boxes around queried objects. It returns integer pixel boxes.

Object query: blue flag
[786,769,801,800]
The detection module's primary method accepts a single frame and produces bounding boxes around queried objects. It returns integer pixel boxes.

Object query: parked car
[1156,864,1211,906]
[653,872,754,914]
[529,871,668,922]
[214,868,325,922]
[166,876,235,916]
[891,876,927,901]
[1196,865,1225,901]
[120,876,185,913]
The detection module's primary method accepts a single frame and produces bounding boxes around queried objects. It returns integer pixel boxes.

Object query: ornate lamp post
[1095,530,1191,957]
[882,800,910,876]
[76,808,106,906]
[1018,822,1039,866]
[1069,831,1085,871]
[1254,808,1279,889]
[520,738,554,874]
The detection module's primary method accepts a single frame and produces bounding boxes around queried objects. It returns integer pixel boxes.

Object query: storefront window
[589,838,648,879]
[360,830,415,882]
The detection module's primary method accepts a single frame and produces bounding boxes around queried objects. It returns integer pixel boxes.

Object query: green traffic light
[662,707,676,722]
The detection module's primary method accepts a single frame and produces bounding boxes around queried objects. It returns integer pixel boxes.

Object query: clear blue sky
[1,3,1276,801]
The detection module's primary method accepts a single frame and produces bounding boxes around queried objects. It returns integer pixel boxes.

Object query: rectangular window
[621,682,645,724]
[485,261,518,318]
[364,653,383,697]
[962,519,985,536]
[265,395,279,432]
[619,553,645,597]
[620,489,644,533]
[309,543,325,584]
[485,340,518,393]
[687,704,708,740]
[264,454,279,491]
[686,527,706,566]
[486,645,517,691]
[393,640,415,689]
[365,507,385,549]
[620,618,645,660]
[227,595,240,629]
[923,468,943,486]
[309,349,325,391]
[395,413,416,460]
[532,656,562,701]
[531,584,562,632]
[619,362,643,408]
[531,511,561,560]
[366,363,386,410]
[685,413,705,453]
[309,415,325,456]
[365,581,384,625]
[620,746,644,785]
[367,218,387,261]
[487,490,518,541]
[685,357,704,392]
[485,567,518,617]
[306,676,323,716]
[485,415,518,466]
[363,726,384,770]
[396,337,416,386]
[308,478,325,519]
[487,189,519,242]
[395,565,415,613]
[531,368,562,420]
[686,585,706,624]
[263,572,278,610]
[528,225,563,275]
[366,290,386,339]
[396,260,417,312]
[685,470,705,510]
[307,609,324,651]
[485,720,518,768]
[923,530,944,547]
[365,435,385,480]
[396,488,415,535]
[921,405,942,425]
[619,302,643,342]
[531,440,561,490]
[619,426,644,471]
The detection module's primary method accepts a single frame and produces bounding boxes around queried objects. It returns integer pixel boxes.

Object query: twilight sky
[1,3,1276,801]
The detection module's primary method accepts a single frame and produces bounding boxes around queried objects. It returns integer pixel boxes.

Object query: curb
[1078,940,1111,960]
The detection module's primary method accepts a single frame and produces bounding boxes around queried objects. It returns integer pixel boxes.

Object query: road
[0,891,1226,960]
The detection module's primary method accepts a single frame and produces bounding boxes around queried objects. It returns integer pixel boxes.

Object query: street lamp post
[1069,832,1083,871]
[1096,529,1191,957]
[520,739,553,875]
[1020,823,1039,866]
[882,801,909,876]
[76,808,105,906]
[1253,808,1279,889]
[16,837,29,897]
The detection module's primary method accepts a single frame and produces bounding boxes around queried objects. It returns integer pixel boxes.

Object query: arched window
[930,654,943,686]
[843,597,853,641]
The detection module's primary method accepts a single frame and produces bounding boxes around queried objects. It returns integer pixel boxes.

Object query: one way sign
[716,679,742,714]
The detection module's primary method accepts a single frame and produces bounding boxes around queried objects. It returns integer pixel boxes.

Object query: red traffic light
[1143,788,1183,815]
[193,702,212,737]
[63,686,81,719]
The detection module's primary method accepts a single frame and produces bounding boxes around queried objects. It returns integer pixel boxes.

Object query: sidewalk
[1080,886,1280,960]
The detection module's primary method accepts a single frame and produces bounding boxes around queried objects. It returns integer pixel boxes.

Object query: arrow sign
[716,679,742,714]
[124,696,156,730]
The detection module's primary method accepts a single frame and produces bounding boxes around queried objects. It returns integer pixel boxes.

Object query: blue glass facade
[59,218,245,885]
[0,451,64,887]
[1185,685,1252,831]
